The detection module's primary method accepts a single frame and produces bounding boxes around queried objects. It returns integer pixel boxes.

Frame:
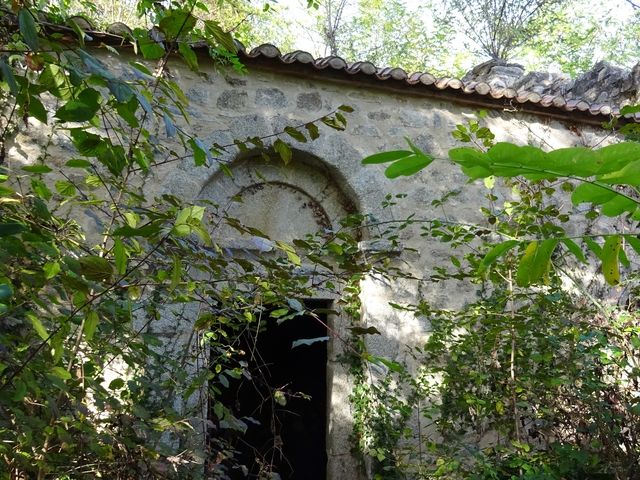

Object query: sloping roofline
[4,14,638,127]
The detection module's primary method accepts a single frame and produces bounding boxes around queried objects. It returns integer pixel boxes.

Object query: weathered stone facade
[6,44,627,478]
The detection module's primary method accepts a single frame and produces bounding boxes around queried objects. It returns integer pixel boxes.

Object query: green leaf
[12,380,27,402]
[18,9,39,51]
[21,165,52,174]
[449,147,492,179]
[571,182,617,205]
[305,122,320,140]
[338,104,354,112]
[50,366,72,380]
[273,139,292,165]
[0,283,13,302]
[113,238,127,275]
[70,129,103,155]
[0,222,27,236]
[107,80,134,103]
[159,10,197,39]
[204,20,237,52]
[178,42,199,71]
[478,240,519,274]
[561,238,586,263]
[55,88,101,122]
[0,60,18,95]
[84,311,99,340]
[27,96,47,123]
[43,261,61,279]
[516,239,558,287]
[284,126,307,143]
[27,312,48,340]
[291,336,329,348]
[602,235,621,286]
[55,180,76,197]
[624,235,640,256]
[584,237,603,260]
[138,38,165,60]
[65,159,92,168]
[362,150,412,165]
[188,138,208,166]
[384,154,433,178]
[79,255,113,281]
[369,355,405,373]
[620,105,640,115]
[109,378,125,390]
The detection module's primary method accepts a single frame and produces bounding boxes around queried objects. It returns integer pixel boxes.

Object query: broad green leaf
[138,38,165,60]
[43,261,61,279]
[84,311,99,340]
[163,112,177,138]
[0,222,27,236]
[178,42,199,71]
[624,235,640,256]
[273,139,292,165]
[284,126,307,143]
[449,147,492,179]
[55,88,101,122]
[27,312,48,340]
[600,195,638,217]
[620,105,640,115]
[571,182,617,206]
[516,239,558,287]
[204,20,237,52]
[50,366,72,380]
[159,10,197,39]
[270,308,289,318]
[109,378,125,390]
[27,96,47,123]
[561,238,586,263]
[107,80,134,103]
[545,147,599,177]
[593,142,640,175]
[65,159,92,168]
[0,283,12,301]
[602,235,621,286]
[18,9,39,51]
[175,205,205,225]
[478,240,519,274]
[369,355,405,373]
[598,160,640,186]
[385,154,433,178]
[21,165,52,174]
[305,122,320,140]
[55,180,76,197]
[488,143,550,179]
[113,238,127,275]
[362,150,412,164]
[70,129,103,155]
[12,380,27,402]
[0,60,18,94]
[584,237,603,260]
[189,138,207,166]
[79,255,113,281]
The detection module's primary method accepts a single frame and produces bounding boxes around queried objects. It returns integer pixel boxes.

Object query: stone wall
[6,49,618,479]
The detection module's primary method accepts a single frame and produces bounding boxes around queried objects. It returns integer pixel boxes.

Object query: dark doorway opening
[211,300,329,479]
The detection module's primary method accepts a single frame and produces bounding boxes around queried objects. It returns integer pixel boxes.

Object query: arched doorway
[199,151,361,479]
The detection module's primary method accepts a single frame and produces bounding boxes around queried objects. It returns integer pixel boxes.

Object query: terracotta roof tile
[11,12,634,123]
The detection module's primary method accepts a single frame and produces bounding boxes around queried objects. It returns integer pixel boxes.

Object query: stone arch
[198,148,360,244]
[198,148,366,480]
